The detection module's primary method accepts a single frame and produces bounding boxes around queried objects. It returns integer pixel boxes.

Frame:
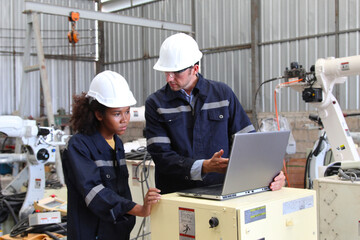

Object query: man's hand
[270,171,286,191]
[202,149,229,174]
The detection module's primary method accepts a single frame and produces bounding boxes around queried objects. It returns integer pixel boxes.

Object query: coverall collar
[91,131,122,154]
[163,73,208,102]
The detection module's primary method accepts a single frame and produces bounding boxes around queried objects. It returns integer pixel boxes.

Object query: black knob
[37,148,49,161]
[209,217,219,228]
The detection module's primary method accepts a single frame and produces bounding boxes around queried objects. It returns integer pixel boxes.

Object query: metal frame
[19,0,194,186]
[24,1,192,33]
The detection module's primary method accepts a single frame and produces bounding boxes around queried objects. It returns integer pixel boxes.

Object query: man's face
[164,66,197,93]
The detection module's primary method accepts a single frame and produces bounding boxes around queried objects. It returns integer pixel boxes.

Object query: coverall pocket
[206,108,230,142]
[100,168,117,188]
[207,108,229,122]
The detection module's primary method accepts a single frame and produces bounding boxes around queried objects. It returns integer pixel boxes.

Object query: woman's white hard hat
[153,33,203,72]
[86,70,137,108]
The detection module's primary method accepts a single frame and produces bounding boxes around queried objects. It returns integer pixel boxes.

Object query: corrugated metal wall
[1,0,360,118]
[0,0,96,118]
[260,0,360,113]
[104,0,360,114]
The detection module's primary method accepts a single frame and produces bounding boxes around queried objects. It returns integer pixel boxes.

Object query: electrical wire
[272,78,304,188]
[125,146,153,240]
[253,76,284,130]
[338,168,360,182]
[254,76,301,188]
[9,216,67,238]
[304,149,313,188]
[273,78,303,130]
[0,192,26,225]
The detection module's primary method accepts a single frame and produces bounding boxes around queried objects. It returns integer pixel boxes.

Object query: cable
[3,199,19,224]
[0,192,26,224]
[304,150,313,188]
[343,113,360,117]
[338,168,360,182]
[273,78,304,130]
[10,216,67,238]
[254,76,284,130]
[44,231,60,240]
[272,78,304,188]
[125,146,153,240]
[125,147,152,160]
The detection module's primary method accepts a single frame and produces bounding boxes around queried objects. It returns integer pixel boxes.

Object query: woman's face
[96,106,131,139]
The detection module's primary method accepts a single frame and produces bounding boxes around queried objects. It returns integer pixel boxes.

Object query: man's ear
[192,64,200,75]
[94,111,103,121]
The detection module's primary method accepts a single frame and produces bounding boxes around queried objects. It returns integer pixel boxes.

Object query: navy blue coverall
[62,132,136,240]
[145,74,255,194]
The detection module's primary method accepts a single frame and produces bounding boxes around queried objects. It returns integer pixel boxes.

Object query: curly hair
[70,92,106,135]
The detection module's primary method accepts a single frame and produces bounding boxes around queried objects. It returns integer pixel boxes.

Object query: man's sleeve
[227,89,255,135]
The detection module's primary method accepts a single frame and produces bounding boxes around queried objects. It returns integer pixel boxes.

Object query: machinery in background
[34,196,67,217]
[283,55,360,240]
[304,113,360,188]
[313,176,360,239]
[0,115,69,220]
[283,55,360,180]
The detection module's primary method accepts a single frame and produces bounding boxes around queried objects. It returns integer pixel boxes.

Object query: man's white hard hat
[153,33,203,72]
[86,70,137,108]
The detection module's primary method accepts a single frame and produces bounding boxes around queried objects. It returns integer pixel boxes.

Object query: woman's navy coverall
[145,74,255,194]
[62,132,136,240]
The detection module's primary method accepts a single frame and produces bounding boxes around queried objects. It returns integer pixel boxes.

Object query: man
[145,33,285,194]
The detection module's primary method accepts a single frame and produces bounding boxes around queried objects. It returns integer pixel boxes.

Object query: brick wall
[255,111,360,188]
[255,111,360,159]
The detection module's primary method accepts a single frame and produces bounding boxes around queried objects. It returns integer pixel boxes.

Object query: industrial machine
[151,188,317,239]
[282,55,360,239]
[313,176,360,240]
[283,55,360,182]
[0,115,69,219]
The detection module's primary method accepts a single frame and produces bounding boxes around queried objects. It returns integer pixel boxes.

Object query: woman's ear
[94,111,103,122]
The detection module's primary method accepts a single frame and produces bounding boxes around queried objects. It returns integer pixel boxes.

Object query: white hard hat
[86,70,137,108]
[153,33,203,72]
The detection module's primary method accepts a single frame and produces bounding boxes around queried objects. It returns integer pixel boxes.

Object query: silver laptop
[177,130,290,200]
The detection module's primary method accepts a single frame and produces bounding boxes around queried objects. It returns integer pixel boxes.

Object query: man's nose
[165,72,175,82]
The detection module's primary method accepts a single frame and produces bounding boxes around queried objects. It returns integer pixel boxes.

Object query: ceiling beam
[101,0,161,12]
[24,1,192,33]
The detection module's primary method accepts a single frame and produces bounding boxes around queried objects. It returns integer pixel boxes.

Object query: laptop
[177,130,290,200]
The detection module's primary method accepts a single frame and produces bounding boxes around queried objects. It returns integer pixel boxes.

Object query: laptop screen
[221,131,290,196]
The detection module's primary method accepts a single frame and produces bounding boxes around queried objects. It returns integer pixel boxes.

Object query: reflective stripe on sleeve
[201,100,229,110]
[85,184,105,206]
[157,105,191,114]
[236,124,256,134]
[147,136,171,146]
[119,158,126,166]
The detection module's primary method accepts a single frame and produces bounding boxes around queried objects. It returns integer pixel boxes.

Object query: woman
[62,70,161,240]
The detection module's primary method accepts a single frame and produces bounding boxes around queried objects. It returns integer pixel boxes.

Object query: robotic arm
[0,115,69,219]
[285,55,360,170]
[313,56,360,167]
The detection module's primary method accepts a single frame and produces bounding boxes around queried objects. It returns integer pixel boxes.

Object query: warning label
[341,62,350,71]
[179,207,195,239]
